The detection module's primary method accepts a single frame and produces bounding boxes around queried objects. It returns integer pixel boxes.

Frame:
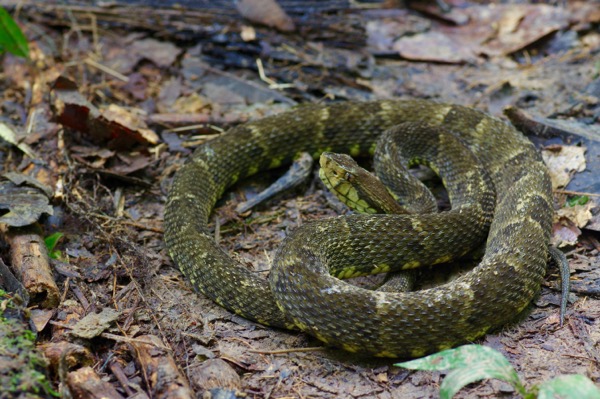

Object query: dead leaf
[235,0,296,32]
[70,308,121,339]
[129,38,182,68]
[366,13,431,53]
[0,176,53,227]
[0,122,38,159]
[112,153,152,175]
[106,37,182,74]
[393,31,476,64]
[30,308,55,332]
[551,217,581,248]
[51,76,159,149]
[541,145,586,189]
[482,4,570,56]
[70,146,116,169]
[556,200,595,229]
[102,104,159,145]
[4,172,53,198]
[189,358,241,391]
[172,92,209,113]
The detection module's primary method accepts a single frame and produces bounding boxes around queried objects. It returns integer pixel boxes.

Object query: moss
[0,291,58,398]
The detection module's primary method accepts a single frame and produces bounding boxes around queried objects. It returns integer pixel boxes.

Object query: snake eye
[345,172,353,182]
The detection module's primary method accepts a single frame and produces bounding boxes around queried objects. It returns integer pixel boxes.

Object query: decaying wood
[128,334,193,399]
[5,0,366,49]
[66,366,125,399]
[5,224,60,308]
[39,341,94,376]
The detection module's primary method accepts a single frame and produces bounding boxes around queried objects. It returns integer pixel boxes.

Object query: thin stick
[554,189,600,197]
[248,346,326,355]
[85,58,129,82]
[256,58,295,90]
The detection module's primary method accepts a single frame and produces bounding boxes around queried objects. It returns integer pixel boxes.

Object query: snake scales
[164,100,553,357]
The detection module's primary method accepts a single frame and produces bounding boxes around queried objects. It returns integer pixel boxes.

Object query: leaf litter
[0,1,599,398]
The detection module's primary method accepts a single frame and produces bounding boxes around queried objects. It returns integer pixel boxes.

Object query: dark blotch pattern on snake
[164,100,553,357]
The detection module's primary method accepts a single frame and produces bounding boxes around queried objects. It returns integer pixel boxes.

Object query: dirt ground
[1,0,599,398]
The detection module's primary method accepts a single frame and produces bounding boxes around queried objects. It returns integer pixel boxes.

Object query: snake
[164,100,553,358]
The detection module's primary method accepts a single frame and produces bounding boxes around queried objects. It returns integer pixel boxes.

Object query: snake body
[164,100,553,357]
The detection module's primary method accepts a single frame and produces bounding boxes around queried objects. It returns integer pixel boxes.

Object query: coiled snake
[164,100,553,357]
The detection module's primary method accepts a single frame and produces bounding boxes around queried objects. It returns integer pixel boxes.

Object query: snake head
[319,151,398,215]
[319,152,360,184]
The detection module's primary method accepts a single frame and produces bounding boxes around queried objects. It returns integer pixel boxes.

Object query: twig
[256,58,295,90]
[85,58,129,82]
[248,346,326,355]
[554,189,600,197]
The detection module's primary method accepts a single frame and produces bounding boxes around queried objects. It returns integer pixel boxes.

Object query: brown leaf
[51,76,159,149]
[482,4,570,56]
[552,217,581,248]
[393,31,476,63]
[236,0,296,32]
[70,308,121,339]
[542,145,587,189]
[0,176,53,227]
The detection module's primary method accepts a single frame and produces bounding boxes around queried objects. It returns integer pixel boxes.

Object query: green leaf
[0,7,29,58]
[567,195,589,207]
[397,345,513,373]
[440,365,517,399]
[396,345,525,397]
[44,232,64,259]
[538,375,600,399]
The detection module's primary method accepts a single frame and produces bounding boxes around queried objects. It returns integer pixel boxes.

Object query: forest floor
[1,0,599,398]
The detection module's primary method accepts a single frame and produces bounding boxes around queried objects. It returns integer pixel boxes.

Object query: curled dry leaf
[552,217,582,248]
[555,201,595,230]
[542,145,587,189]
[552,201,595,247]
[51,76,159,150]
[235,0,296,32]
[0,122,37,159]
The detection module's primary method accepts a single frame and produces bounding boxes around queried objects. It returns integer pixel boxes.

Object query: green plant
[567,195,589,207]
[1,291,59,397]
[0,6,29,58]
[396,345,600,399]
[44,232,64,259]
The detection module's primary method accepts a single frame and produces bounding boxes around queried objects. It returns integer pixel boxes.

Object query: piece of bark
[66,366,125,399]
[505,106,600,142]
[6,224,60,308]
[39,341,94,376]
[109,360,140,398]
[128,334,193,399]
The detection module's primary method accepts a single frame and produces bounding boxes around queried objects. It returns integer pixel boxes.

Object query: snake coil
[164,100,553,357]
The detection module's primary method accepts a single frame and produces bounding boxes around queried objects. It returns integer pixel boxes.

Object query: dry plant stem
[5,224,60,308]
[65,366,125,399]
[109,360,136,397]
[554,189,600,197]
[128,334,193,399]
[248,346,326,355]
